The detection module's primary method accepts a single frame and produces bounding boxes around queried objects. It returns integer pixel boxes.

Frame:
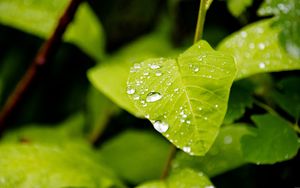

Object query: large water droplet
[153,120,169,133]
[146,92,162,102]
[155,70,162,76]
[127,88,135,95]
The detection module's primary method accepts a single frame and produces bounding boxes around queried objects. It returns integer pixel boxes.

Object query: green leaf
[0,143,126,188]
[1,114,86,144]
[136,168,213,188]
[173,124,251,177]
[258,0,300,58]
[127,40,236,156]
[271,76,300,120]
[0,1,105,60]
[241,114,299,164]
[226,0,253,17]
[98,130,170,184]
[218,19,300,80]
[85,86,119,142]
[88,33,177,117]
[223,83,253,124]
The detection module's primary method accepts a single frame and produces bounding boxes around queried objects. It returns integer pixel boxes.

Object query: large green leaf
[0,143,125,188]
[127,40,236,156]
[173,124,251,177]
[258,0,300,59]
[136,168,213,188]
[218,19,300,80]
[241,114,299,164]
[88,33,178,117]
[226,0,253,17]
[0,1,105,60]
[98,130,170,184]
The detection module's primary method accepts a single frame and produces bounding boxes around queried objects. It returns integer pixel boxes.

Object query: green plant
[0,0,299,187]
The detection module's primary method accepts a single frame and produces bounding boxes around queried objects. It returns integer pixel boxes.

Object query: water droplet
[215,104,219,108]
[186,120,191,124]
[174,88,179,92]
[133,94,140,100]
[194,66,199,72]
[258,43,265,50]
[241,31,247,38]
[149,64,160,69]
[146,92,162,102]
[198,107,203,111]
[153,120,169,133]
[224,135,232,144]
[133,63,141,69]
[205,186,215,188]
[183,146,191,153]
[127,88,135,95]
[155,70,162,76]
[145,114,150,119]
[143,72,149,76]
[259,62,266,69]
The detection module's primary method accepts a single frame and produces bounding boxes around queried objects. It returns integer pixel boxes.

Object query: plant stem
[160,145,177,179]
[0,0,84,133]
[193,0,208,43]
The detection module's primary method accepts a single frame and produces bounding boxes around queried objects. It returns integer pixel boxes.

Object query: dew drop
[258,43,265,50]
[259,62,266,69]
[224,135,233,144]
[133,63,141,69]
[174,88,179,92]
[214,104,219,108]
[183,146,191,153]
[186,120,191,124]
[153,120,169,133]
[241,31,247,38]
[127,88,135,95]
[194,66,200,72]
[205,186,215,188]
[155,70,162,76]
[133,94,140,100]
[146,92,162,102]
[143,72,149,76]
[149,64,160,69]
[145,114,150,119]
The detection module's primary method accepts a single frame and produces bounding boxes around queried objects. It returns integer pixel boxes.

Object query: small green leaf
[258,0,300,58]
[223,83,253,124]
[173,124,251,177]
[0,143,126,188]
[0,1,105,60]
[127,40,236,156]
[226,0,253,17]
[98,130,170,184]
[241,114,299,164]
[88,33,177,117]
[136,168,213,188]
[271,76,300,120]
[218,19,300,80]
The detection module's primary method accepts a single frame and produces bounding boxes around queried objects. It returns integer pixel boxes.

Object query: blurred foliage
[0,0,299,187]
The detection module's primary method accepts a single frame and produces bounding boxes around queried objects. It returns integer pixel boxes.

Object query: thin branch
[160,144,177,179]
[0,0,84,133]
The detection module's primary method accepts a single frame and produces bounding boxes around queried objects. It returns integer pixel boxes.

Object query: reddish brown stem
[0,0,84,132]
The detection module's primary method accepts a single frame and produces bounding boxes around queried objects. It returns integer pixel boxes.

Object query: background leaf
[241,114,299,164]
[0,1,105,60]
[271,76,300,121]
[0,143,126,188]
[226,0,253,17]
[98,130,170,184]
[258,0,300,58]
[173,124,251,177]
[218,19,300,80]
[88,32,177,117]
[136,168,213,188]
[223,82,253,124]
[127,40,236,156]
